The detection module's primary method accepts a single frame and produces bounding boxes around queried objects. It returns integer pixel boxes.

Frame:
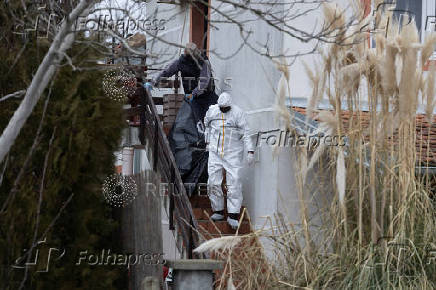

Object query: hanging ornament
[102,173,138,207]
[102,69,136,102]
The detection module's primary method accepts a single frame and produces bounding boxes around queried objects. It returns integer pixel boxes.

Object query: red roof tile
[292,107,436,166]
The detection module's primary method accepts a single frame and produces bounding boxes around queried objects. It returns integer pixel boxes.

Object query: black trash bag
[168,100,209,196]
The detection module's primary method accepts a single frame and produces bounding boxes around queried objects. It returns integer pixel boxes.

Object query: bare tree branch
[0,154,9,188]
[0,0,96,164]
[0,90,26,102]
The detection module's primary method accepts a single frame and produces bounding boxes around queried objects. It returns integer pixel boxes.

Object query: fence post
[169,167,175,230]
[188,217,193,259]
[124,171,163,289]
[153,121,159,170]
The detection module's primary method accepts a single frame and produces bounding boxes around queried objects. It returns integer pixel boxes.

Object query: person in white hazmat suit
[204,92,255,229]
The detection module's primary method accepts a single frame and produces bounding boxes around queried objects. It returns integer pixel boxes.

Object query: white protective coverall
[204,93,254,214]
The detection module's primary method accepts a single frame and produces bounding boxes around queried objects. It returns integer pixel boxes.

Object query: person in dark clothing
[144,43,218,194]
[146,42,218,122]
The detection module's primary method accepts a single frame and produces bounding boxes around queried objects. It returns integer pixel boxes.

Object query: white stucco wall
[282,0,355,100]
[209,1,287,232]
[207,0,352,242]
[243,109,280,229]
[146,1,190,81]
[208,2,283,111]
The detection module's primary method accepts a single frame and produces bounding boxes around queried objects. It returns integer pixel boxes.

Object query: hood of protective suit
[217,92,232,107]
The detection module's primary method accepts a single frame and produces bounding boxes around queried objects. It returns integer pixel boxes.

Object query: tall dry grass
[195,2,435,289]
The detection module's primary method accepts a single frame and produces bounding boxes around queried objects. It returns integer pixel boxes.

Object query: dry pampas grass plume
[227,277,236,290]
[425,64,436,122]
[336,149,346,205]
[397,21,420,117]
[322,2,344,32]
[375,33,386,56]
[421,33,436,67]
[275,74,291,129]
[273,59,293,156]
[399,19,419,47]
[394,50,403,89]
[194,236,243,254]
[317,110,338,130]
[307,111,337,171]
[382,42,399,96]
[340,63,361,97]
[303,61,322,120]
[275,59,289,81]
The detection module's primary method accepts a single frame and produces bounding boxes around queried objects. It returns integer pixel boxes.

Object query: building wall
[208,2,283,111]
[207,0,354,241]
[282,0,353,101]
[242,109,280,229]
[146,1,190,81]
[208,0,285,232]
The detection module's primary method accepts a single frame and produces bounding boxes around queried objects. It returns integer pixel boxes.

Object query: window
[422,0,436,62]
[393,0,422,33]
[392,1,436,43]
[423,0,436,38]
[370,0,436,61]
